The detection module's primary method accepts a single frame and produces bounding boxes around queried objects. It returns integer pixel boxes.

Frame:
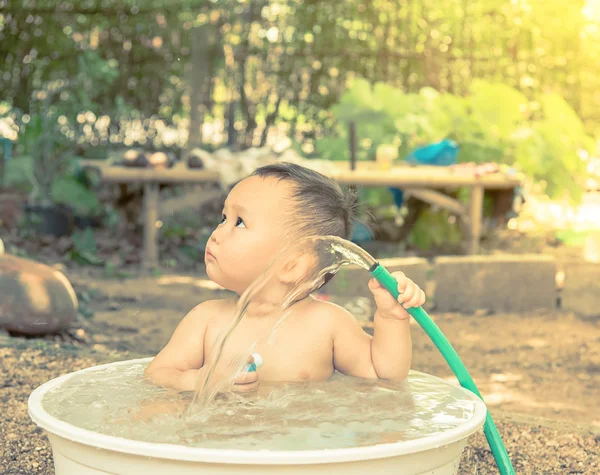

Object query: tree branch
[259,94,283,147]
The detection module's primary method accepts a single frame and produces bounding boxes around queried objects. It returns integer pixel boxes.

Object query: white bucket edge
[28,357,488,465]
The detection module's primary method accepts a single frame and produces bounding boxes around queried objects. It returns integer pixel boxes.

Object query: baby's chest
[205,320,333,381]
[257,328,334,380]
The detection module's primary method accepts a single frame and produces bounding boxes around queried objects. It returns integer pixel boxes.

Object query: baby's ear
[278,253,316,285]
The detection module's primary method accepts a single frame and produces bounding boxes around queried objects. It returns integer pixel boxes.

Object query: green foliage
[75,289,96,319]
[360,188,395,208]
[321,78,593,200]
[322,77,594,249]
[2,0,598,151]
[50,176,101,215]
[468,81,528,142]
[315,136,350,162]
[1,1,597,255]
[3,153,100,216]
[554,229,593,247]
[408,209,463,251]
[70,228,103,266]
[103,262,132,279]
[18,98,73,204]
[7,47,118,211]
[3,155,34,191]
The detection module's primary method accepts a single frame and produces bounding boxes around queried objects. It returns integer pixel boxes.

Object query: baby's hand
[231,356,259,393]
[368,271,426,320]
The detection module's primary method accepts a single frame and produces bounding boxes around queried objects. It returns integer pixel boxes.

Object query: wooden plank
[81,161,220,184]
[405,188,468,218]
[80,159,520,190]
[142,183,160,269]
[330,167,519,189]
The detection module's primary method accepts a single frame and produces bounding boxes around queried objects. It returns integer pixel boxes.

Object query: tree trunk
[186,22,214,158]
[259,94,283,147]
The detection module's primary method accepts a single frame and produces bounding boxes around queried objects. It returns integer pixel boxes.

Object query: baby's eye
[236,217,246,228]
[220,214,226,224]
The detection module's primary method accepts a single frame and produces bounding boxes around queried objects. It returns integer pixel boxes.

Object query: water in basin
[41,360,480,451]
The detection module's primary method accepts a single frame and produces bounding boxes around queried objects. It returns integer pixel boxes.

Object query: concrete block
[378,256,430,291]
[318,257,430,320]
[434,254,556,313]
[559,261,600,318]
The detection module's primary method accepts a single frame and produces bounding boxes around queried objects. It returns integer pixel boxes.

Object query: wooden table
[331,162,520,255]
[81,160,220,269]
[80,160,520,268]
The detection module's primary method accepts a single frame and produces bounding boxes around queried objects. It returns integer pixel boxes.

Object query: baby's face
[205,176,296,294]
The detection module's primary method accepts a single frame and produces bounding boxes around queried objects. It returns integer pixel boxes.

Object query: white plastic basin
[28,358,487,475]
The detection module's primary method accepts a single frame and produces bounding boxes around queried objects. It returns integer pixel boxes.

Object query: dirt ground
[1,267,599,474]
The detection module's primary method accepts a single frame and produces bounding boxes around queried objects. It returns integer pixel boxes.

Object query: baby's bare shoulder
[186,298,236,324]
[193,297,235,312]
[306,298,356,327]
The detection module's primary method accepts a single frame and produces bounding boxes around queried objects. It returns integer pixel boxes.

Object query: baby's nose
[210,224,228,244]
[209,230,220,244]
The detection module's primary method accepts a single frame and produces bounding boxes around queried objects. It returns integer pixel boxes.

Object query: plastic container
[29,358,487,475]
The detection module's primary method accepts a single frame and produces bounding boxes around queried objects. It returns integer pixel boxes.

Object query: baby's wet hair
[251,162,359,239]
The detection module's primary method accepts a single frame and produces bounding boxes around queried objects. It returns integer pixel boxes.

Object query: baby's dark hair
[251,162,359,239]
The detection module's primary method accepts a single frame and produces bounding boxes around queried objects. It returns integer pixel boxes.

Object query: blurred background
[1,0,600,267]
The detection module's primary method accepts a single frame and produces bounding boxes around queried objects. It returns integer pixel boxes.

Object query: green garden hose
[370,262,515,475]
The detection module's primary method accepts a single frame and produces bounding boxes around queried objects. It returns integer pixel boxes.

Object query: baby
[145,162,425,392]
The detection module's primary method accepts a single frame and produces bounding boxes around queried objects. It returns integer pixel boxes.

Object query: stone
[187,148,214,169]
[147,151,170,169]
[433,254,556,313]
[318,257,430,317]
[559,260,600,318]
[0,254,78,335]
[121,149,148,167]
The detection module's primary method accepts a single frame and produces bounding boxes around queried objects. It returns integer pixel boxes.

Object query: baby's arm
[331,271,423,381]
[144,300,215,391]
[331,307,412,381]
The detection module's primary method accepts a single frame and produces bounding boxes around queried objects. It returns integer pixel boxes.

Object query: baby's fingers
[403,286,426,309]
[233,380,259,393]
[233,370,258,393]
[398,280,416,305]
[392,271,408,292]
[235,371,258,385]
[368,277,383,291]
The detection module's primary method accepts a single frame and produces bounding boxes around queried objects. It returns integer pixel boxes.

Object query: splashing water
[191,236,377,410]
